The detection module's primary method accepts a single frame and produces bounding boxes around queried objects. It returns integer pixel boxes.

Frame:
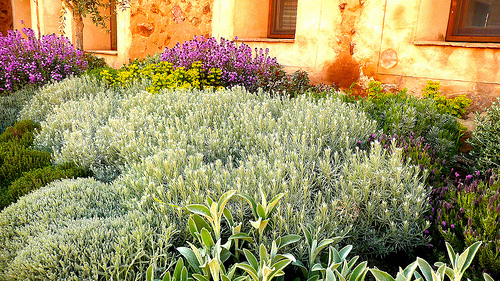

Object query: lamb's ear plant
[177,190,251,281]
[238,189,285,241]
[235,241,297,281]
[433,241,482,281]
[370,241,483,281]
[370,261,420,281]
[186,190,237,241]
[293,225,345,280]
[146,257,190,281]
[311,245,369,281]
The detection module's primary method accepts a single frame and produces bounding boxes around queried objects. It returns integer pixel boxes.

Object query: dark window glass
[447,0,500,42]
[268,0,298,38]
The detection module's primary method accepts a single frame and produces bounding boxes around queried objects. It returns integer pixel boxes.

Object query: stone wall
[1,0,13,36]
[129,0,213,59]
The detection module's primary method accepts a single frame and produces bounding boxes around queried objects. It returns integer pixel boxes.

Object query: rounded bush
[19,75,109,123]
[0,178,174,280]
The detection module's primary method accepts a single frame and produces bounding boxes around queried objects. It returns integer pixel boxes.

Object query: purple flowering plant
[160,36,280,92]
[428,169,500,278]
[0,28,87,93]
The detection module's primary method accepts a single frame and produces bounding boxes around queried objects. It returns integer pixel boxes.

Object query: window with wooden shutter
[446,0,500,42]
[268,0,298,38]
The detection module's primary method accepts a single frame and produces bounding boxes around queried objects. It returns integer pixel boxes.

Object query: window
[268,0,298,38]
[446,0,500,42]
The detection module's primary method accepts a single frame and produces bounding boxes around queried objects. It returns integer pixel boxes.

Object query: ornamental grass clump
[0,28,87,93]
[160,36,280,92]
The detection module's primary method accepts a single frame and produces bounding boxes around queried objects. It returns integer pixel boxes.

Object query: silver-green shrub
[19,75,109,123]
[467,98,500,172]
[0,86,37,133]
[27,87,429,268]
[0,178,175,280]
[333,142,430,256]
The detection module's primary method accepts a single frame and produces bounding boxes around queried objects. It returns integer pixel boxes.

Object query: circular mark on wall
[380,49,398,69]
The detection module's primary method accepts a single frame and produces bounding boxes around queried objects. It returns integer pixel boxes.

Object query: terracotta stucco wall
[374,0,500,110]
[213,0,500,109]
[0,0,13,35]
[129,0,214,59]
[213,0,384,89]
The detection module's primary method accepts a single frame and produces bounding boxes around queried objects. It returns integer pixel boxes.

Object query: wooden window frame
[446,0,500,43]
[268,0,298,39]
[110,2,117,50]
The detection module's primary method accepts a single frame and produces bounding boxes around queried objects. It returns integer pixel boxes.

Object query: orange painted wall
[213,0,500,109]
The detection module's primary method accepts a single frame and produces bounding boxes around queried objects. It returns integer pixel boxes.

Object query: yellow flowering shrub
[100,61,221,93]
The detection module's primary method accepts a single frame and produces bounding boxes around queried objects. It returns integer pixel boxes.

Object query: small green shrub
[83,52,107,71]
[0,142,52,185]
[7,162,91,205]
[467,98,500,172]
[0,119,40,147]
[0,120,60,209]
[422,81,471,118]
[359,86,464,164]
[258,68,311,97]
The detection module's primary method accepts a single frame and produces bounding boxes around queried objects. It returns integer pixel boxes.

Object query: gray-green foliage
[34,86,428,256]
[5,86,431,279]
[0,178,175,280]
[334,142,430,256]
[0,86,37,133]
[19,75,109,123]
[467,98,500,172]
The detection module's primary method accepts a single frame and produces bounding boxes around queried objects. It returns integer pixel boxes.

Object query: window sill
[235,38,295,43]
[85,50,118,55]
[413,40,500,49]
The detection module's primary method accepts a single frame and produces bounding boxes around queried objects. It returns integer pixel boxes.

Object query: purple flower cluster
[0,28,87,93]
[160,36,280,92]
